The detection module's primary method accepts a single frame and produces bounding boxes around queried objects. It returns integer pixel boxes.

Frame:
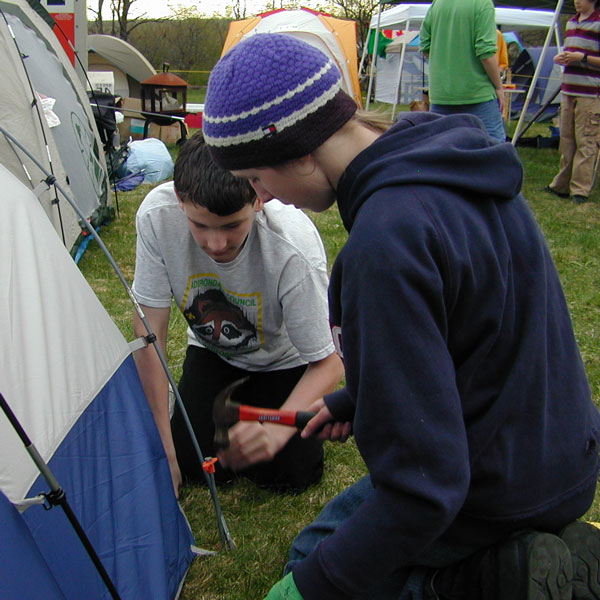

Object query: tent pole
[89,102,187,123]
[366,1,384,110]
[0,392,122,600]
[512,84,561,141]
[512,0,564,145]
[358,32,370,81]
[0,125,235,552]
[392,19,411,120]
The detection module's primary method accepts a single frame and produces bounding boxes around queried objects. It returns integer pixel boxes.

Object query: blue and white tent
[0,164,195,599]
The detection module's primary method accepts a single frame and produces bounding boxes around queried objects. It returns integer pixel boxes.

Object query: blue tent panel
[0,491,67,600]
[503,31,524,51]
[511,46,560,121]
[18,356,195,600]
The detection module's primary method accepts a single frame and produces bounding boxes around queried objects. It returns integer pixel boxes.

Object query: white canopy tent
[371,4,560,30]
[365,2,565,141]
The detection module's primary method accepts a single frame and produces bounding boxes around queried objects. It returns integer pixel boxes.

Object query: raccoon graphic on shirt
[182,276,261,358]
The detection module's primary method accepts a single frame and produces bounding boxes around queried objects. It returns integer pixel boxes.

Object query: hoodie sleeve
[292,192,471,599]
[323,388,355,422]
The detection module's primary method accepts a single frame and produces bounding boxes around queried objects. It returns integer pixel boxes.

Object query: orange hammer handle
[238,405,315,429]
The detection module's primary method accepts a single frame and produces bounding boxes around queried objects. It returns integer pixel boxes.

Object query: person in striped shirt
[547,0,600,203]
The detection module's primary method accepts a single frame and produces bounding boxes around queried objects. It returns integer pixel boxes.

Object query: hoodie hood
[337,111,523,231]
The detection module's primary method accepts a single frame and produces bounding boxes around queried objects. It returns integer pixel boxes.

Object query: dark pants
[286,475,597,599]
[172,345,323,491]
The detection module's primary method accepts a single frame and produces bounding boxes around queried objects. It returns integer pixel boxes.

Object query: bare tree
[322,0,378,47]
[107,0,159,41]
[87,0,107,34]
[226,0,247,19]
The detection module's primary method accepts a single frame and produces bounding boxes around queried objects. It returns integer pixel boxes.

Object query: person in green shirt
[420,0,506,141]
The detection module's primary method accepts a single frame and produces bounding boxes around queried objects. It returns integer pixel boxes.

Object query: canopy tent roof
[378,1,574,14]
[370,4,559,30]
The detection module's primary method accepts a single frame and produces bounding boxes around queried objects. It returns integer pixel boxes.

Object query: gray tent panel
[0,0,109,252]
[7,12,107,218]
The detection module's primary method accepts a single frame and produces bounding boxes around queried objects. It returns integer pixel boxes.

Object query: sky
[91,0,301,20]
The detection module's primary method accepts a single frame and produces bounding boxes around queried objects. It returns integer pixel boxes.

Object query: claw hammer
[212,377,316,448]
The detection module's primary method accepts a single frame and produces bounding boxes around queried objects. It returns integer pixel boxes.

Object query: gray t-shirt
[132,182,334,371]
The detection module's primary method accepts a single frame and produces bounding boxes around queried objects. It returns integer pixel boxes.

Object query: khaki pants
[550,94,600,198]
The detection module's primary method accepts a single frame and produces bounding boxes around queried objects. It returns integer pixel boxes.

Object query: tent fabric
[0,0,110,254]
[8,11,106,219]
[510,46,561,119]
[222,7,363,107]
[88,34,156,99]
[0,491,67,600]
[375,46,426,105]
[496,1,574,14]
[0,163,195,599]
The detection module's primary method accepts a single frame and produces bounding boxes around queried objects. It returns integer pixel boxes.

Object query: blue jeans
[430,99,506,142]
[285,475,507,600]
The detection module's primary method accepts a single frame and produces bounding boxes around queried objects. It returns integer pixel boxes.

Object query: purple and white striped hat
[203,33,357,170]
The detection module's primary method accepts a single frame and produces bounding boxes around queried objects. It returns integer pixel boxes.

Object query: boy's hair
[174,132,256,216]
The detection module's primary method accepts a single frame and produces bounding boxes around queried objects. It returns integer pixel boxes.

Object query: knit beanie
[203,33,358,170]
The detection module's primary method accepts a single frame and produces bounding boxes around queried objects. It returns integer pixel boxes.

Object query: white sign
[87,71,115,95]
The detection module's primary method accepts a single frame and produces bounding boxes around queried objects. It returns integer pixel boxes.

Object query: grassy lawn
[78,118,600,599]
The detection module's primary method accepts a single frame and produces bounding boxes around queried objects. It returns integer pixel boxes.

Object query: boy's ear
[254,196,265,212]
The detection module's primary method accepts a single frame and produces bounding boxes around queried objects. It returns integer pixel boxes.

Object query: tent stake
[0,392,122,600]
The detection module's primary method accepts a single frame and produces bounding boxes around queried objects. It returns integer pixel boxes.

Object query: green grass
[78,129,600,599]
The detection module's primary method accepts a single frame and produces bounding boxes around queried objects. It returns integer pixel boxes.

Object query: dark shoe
[544,185,570,199]
[559,521,600,599]
[572,195,589,204]
[429,531,572,599]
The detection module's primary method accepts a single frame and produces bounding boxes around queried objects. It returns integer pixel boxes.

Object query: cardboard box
[117,97,185,145]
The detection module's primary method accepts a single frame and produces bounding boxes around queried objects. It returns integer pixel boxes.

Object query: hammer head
[212,376,248,449]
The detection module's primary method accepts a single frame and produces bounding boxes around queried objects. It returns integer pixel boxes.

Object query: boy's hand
[264,573,303,600]
[217,421,292,471]
[301,398,352,443]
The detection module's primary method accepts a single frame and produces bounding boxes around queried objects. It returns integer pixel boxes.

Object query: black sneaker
[544,186,570,199]
[559,521,600,599]
[572,195,589,204]
[428,531,572,599]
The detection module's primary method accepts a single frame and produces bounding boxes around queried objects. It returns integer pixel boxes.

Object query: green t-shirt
[420,0,498,105]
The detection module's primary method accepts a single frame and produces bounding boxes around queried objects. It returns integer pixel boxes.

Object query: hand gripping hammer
[212,377,316,448]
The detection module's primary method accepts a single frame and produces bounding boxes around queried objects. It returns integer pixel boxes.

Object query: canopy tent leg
[366,3,384,110]
[391,19,411,120]
[512,0,564,145]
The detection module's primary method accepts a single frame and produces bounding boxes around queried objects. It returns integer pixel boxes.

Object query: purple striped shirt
[562,10,600,97]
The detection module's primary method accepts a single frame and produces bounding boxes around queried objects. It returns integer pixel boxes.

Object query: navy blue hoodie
[292,113,600,599]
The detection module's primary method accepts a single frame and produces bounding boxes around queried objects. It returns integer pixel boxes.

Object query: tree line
[88,0,378,76]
